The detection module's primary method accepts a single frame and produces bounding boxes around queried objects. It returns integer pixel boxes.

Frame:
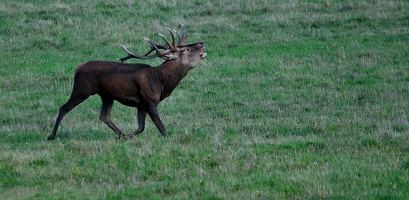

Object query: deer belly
[115,97,141,107]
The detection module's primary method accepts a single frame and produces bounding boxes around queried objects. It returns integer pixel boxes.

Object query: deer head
[120,23,207,69]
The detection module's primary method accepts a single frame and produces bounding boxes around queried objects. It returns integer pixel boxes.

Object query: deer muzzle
[199,42,207,59]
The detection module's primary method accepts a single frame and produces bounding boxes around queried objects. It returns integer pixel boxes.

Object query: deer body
[48,25,206,140]
[75,61,187,106]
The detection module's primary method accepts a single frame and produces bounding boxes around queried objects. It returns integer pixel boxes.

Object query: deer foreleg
[147,106,167,137]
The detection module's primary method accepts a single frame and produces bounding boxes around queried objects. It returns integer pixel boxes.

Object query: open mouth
[200,48,207,59]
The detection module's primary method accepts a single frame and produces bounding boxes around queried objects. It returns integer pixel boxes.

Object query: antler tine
[144,37,171,55]
[158,33,172,50]
[147,40,169,50]
[144,39,172,56]
[165,27,176,48]
[143,45,156,56]
[173,28,181,43]
[143,37,159,50]
[178,23,188,46]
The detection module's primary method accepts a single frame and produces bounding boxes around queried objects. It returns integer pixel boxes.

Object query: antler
[119,36,171,62]
[177,23,188,46]
[119,43,169,62]
[119,24,188,62]
[119,35,172,62]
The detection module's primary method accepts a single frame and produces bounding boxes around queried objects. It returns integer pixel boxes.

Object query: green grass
[1,0,409,199]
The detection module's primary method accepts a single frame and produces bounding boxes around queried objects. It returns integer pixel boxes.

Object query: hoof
[119,135,128,141]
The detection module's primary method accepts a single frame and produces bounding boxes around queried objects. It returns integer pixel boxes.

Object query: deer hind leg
[48,94,89,141]
[127,109,147,138]
[99,97,125,139]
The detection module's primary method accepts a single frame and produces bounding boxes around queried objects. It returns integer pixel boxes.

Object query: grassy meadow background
[1,0,409,199]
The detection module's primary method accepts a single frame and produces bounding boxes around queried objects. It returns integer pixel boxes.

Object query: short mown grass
[1,0,409,199]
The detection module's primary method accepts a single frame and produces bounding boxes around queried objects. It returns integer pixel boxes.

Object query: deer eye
[180,49,186,53]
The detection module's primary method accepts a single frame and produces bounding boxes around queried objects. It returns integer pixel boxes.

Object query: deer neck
[156,60,191,98]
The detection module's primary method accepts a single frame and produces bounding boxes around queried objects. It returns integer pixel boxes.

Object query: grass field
[1,0,409,199]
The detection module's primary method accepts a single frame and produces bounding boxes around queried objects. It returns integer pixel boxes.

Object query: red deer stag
[48,24,207,140]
